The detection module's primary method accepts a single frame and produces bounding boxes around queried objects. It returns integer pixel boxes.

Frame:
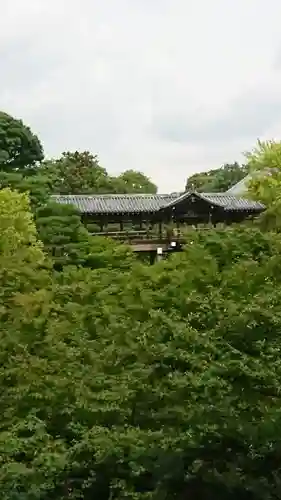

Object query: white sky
[1,0,281,192]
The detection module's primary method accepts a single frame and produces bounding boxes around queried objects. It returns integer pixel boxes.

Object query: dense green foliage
[112,169,157,194]
[41,151,110,194]
[0,112,44,171]
[36,201,133,271]
[1,111,281,499]
[0,171,51,208]
[1,187,281,498]
[246,140,281,230]
[41,151,157,194]
[186,162,249,192]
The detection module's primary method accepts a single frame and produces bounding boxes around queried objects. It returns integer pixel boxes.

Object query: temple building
[52,183,264,253]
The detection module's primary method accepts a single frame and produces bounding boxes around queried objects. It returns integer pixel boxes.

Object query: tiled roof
[199,193,264,211]
[52,191,264,214]
[161,191,264,212]
[51,193,181,214]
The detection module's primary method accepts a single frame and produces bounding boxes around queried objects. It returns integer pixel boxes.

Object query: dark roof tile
[51,193,180,214]
[162,191,264,212]
[51,191,264,214]
[200,193,264,211]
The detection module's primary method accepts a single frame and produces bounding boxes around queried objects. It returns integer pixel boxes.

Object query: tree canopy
[0,112,44,171]
[2,200,281,498]
[0,188,43,256]
[0,171,51,209]
[0,110,158,198]
[41,151,110,194]
[246,140,281,230]
[36,201,133,271]
[41,151,157,195]
[0,189,49,307]
[112,169,157,194]
[1,111,281,499]
[185,162,249,192]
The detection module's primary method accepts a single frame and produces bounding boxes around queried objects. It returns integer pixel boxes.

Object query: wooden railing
[93,230,166,242]
[91,229,189,243]
[91,224,226,243]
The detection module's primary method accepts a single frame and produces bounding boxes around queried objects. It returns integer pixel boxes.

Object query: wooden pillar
[158,221,163,240]
[120,220,124,232]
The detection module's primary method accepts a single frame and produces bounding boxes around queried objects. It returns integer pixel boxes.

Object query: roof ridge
[51,193,178,198]
[51,191,264,214]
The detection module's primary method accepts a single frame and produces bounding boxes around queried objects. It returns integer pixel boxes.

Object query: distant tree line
[0,110,253,202]
[0,111,157,205]
[185,162,249,192]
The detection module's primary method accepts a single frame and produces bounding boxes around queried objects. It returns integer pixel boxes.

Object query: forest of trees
[1,112,281,499]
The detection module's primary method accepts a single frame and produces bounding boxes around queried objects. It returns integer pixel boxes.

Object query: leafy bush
[1,224,281,498]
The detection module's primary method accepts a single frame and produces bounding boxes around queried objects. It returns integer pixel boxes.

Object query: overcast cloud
[1,0,281,192]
